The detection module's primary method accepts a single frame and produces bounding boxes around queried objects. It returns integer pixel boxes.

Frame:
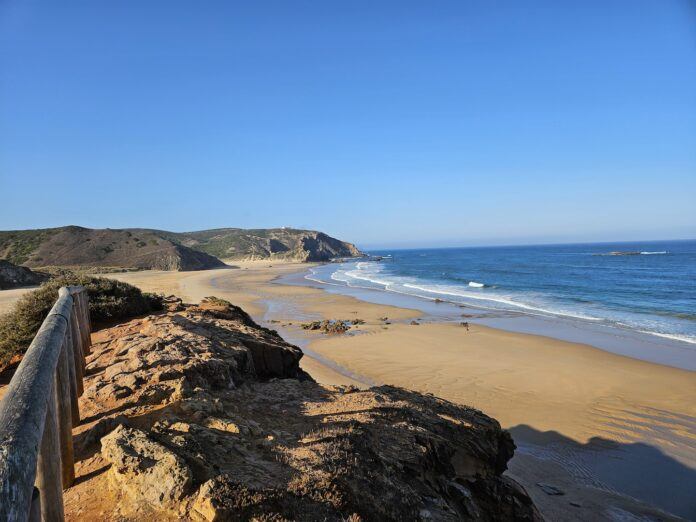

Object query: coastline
[1,261,694,519]
[299,262,696,371]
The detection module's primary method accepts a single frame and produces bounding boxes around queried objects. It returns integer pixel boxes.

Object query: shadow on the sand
[508,424,696,520]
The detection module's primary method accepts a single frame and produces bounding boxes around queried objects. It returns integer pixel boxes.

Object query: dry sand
[0,287,33,315]
[2,262,694,519]
[311,322,695,449]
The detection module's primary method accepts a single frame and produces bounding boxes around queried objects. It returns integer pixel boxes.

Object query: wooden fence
[0,286,91,521]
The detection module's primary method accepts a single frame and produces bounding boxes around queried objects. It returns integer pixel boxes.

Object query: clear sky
[1,1,694,248]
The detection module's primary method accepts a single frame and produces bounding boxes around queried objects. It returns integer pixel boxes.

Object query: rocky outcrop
[164,227,364,262]
[101,425,192,506]
[66,297,540,521]
[0,260,47,289]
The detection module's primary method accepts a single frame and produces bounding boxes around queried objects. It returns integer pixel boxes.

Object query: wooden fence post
[0,286,90,521]
[35,379,65,521]
[56,339,75,488]
[65,332,80,427]
[68,314,84,396]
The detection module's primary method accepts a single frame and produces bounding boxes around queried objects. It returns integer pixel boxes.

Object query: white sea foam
[640,330,696,344]
[333,262,603,321]
[401,283,603,321]
[311,260,695,347]
[341,267,393,287]
[640,251,667,255]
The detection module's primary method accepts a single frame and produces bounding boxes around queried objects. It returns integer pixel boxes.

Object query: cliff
[0,226,362,270]
[64,297,540,521]
[157,227,364,262]
[0,260,47,290]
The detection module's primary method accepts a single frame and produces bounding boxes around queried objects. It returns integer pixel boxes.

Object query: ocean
[303,240,696,353]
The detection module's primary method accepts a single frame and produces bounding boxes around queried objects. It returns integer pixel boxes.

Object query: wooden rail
[0,286,91,522]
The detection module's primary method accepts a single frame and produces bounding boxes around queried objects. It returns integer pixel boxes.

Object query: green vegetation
[0,229,60,265]
[0,273,163,370]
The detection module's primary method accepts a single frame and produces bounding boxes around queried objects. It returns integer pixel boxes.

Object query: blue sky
[1,1,694,248]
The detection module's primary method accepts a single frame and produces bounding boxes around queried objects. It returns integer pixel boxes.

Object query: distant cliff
[0,260,47,289]
[160,227,363,262]
[0,226,362,271]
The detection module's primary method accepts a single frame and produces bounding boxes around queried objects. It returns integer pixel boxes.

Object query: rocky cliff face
[0,260,47,289]
[65,297,540,521]
[162,228,364,262]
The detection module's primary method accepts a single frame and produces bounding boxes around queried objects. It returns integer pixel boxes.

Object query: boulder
[101,425,192,507]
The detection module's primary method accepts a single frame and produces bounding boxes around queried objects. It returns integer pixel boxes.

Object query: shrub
[0,273,163,370]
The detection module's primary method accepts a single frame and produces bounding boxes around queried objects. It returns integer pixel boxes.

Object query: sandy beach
[1,262,694,519]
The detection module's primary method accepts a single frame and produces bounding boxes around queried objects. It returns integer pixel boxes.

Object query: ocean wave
[592,251,669,256]
[312,259,695,346]
[305,272,342,287]
[639,330,696,345]
[335,262,604,322]
[337,267,393,287]
[401,283,603,322]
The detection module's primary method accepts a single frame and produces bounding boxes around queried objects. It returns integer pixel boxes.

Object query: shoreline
[297,263,696,371]
[272,265,695,519]
[0,261,694,518]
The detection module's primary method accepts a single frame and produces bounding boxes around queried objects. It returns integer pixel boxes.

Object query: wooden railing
[0,286,91,521]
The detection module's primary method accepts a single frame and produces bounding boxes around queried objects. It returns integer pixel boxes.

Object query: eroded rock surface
[0,259,47,289]
[65,298,540,521]
[101,425,192,506]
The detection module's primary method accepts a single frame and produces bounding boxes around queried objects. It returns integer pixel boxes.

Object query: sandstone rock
[68,298,540,521]
[101,425,192,506]
[204,417,242,434]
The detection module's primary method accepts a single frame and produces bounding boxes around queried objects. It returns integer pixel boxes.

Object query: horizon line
[360,237,696,251]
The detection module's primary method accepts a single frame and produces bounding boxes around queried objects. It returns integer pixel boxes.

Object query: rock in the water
[301,319,351,334]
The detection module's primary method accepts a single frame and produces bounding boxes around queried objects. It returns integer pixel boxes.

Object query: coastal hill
[64,296,540,520]
[154,227,363,262]
[0,226,225,271]
[0,226,362,271]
